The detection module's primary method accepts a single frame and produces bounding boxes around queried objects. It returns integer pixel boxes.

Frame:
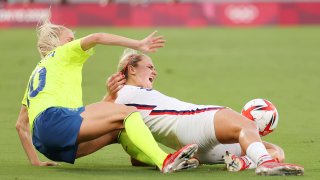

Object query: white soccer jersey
[116,85,224,151]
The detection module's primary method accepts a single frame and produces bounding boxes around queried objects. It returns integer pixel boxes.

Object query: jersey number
[28,67,47,98]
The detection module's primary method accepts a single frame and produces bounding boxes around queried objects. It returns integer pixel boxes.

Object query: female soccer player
[105,48,304,176]
[15,19,198,173]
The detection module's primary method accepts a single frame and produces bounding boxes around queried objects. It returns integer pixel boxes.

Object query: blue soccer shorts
[32,107,85,164]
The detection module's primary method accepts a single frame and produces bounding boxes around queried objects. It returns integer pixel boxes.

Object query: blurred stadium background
[1,0,320,27]
[0,0,319,179]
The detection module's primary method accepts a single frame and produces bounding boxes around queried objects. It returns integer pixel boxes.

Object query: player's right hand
[106,72,126,100]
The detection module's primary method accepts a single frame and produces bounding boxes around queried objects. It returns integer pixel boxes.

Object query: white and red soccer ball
[241,99,279,136]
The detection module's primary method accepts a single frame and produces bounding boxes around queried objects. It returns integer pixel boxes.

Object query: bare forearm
[81,33,140,51]
[17,127,40,165]
[16,106,41,165]
[81,31,164,53]
[96,33,140,49]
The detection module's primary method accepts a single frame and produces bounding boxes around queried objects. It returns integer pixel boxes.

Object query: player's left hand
[32,160,59,166]
[138,31,165,53]
[105,72,126,101]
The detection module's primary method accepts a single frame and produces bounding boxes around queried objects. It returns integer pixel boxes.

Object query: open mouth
[149,77,153,83]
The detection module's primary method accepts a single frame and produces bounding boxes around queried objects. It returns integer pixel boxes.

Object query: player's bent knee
[241,121,259,137]
[245,120,259,131]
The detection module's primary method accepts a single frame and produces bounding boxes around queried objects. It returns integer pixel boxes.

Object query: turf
[0,26,319,179]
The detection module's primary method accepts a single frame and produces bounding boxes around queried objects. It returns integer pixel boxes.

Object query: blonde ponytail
[117,48,140,72]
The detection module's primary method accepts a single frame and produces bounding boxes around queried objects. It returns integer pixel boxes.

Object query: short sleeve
[21,87,28,106]
[56,38,95,65]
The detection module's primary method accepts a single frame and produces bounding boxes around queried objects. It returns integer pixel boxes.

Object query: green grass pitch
[0,26,319,179]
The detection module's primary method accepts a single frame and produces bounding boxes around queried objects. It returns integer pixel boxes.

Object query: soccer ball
[241,99,279,136]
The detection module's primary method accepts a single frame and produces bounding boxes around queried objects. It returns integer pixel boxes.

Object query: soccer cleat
[255,160,304,176]
[223,151,250,172]
[176,158,200,171]
[161,144,198,173]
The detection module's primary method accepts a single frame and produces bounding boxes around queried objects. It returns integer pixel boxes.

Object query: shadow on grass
[48,164,227,177]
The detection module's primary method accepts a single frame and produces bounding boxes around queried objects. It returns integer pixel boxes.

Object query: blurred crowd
[0,0,179,5]
[0,0,319,5]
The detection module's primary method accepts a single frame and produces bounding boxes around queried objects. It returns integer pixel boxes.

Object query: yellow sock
[118,130,155,166]
[124,112,167,169]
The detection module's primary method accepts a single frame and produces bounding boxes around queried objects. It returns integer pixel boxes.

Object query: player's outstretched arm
[15,106,58,166]
[80,31,165,53]
[102,72,126,102]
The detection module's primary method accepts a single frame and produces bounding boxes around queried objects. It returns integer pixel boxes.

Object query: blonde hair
[118,48,149,78]
[118,48,138,71]
[36,17,67,58]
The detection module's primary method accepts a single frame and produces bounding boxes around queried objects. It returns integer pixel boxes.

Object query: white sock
[246,142,273,166]
[241,156,256,169]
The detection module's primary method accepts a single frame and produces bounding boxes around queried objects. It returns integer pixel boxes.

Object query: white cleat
[255,160,304,176]
[176,158,199,171]
[223,151,249,172]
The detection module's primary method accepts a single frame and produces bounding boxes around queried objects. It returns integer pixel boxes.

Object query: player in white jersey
[112,77,283,168]
[104,48,304,176]
[116,84,223,154]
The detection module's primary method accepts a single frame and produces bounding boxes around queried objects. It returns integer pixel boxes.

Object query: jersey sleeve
[115,86,136,104]
[57,38,94,65]
[21,87,28,106]
[116,86,157,105]
[115,90,130,104]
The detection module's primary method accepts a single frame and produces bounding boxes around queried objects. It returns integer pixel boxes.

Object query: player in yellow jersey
[15,18,198,173]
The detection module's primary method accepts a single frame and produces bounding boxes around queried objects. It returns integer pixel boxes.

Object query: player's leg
[118,130,155,166]
[195,143,242,164]
[120,130,198,170]
[214,108,261,148]
[223,141,286,172]
[123,112,198,172]
[78,102,165,166]
[78,102,129,142]
[214,108,303,175]
[79,102,198,172]
[214,108,274,164]
[76,130,119,158]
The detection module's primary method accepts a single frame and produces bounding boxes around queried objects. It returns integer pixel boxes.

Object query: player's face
[132,56,157,89]
[59,28,74,45]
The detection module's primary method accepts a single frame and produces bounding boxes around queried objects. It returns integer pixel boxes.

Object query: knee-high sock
[246,142,273,166]
[124,112,167,169]
[118,130,155,166]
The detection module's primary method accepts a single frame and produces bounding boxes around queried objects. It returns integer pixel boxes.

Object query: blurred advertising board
[0,2,320,27]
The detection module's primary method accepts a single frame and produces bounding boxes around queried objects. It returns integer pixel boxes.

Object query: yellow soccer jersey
[22,39,94,129]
